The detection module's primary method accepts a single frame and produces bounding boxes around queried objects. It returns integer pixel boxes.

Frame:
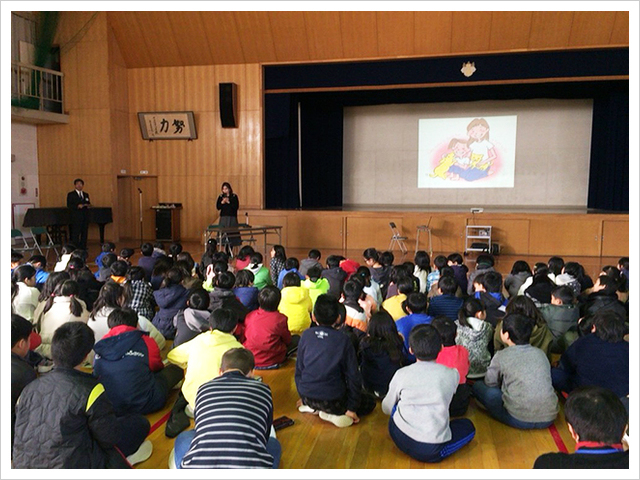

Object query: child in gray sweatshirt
[472,313,559,429]
[382,324,475,463]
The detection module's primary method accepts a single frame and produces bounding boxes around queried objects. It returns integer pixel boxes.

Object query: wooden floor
[136,359,575,469]
[74,240,587,469]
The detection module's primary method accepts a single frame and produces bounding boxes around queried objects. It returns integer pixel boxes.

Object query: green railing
[11,61,64,113]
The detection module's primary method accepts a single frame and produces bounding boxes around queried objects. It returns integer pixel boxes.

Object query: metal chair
[30,226,61,262]
[11,229,42,257]
[388,222,408,255]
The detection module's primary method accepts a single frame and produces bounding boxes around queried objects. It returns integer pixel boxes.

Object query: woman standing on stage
[216,182,241,254]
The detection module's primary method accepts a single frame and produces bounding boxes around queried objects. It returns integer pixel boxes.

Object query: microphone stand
[138,187,143,246]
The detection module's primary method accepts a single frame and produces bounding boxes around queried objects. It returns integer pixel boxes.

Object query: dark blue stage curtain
[265,94,300,209]
[300,101,343,208]
[588,91,629,212]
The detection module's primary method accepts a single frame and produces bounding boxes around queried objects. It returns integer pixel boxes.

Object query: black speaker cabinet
[219,82,238,128]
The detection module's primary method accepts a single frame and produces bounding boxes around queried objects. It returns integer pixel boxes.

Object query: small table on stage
[204,224,282,255]
[23,207,113,245]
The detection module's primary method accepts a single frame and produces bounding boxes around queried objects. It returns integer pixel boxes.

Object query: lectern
[152,203,182,242]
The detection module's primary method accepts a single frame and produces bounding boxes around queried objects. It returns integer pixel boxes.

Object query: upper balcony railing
[11,61,64,114]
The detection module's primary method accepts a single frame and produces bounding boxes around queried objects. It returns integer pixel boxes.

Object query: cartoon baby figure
[430,138,471,180]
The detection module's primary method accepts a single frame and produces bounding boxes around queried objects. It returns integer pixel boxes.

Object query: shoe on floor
[168,448,177,469]
[126,440,153,466]
[298,404,317,414]
[318,411,354,428]
[165,410,190,438]
[185,404,194,418]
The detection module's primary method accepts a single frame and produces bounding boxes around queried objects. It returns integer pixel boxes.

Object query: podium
[152,204,182,242]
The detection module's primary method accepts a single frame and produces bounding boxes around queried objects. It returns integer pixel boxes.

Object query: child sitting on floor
[279,272,313,335]
[299,249,322,277]
[538,285,580,353]
[13,321,150,468]
[382,277,415,321]
[233,269,259,311]
[447,253,469,294]
[359,310,407,398]
[382,323,476,463]
[302,265,330,307]
[472,313,558,429]
[166,308,244,436]
[93,308,183,415]
[342,278,368,333]
[427,275,464,320]
[173,288,212,348]
[395,292,431,362]
[432,316,471,417]
[296,295,376,428]
[551,309,629,399]
[243,285,296,369]
[455,297,493,379]
[321,255,347,299]
[533,386,629,469]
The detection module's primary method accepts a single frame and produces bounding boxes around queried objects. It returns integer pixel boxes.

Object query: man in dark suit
[66,178,91,249]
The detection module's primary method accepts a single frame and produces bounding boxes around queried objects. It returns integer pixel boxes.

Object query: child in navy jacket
[94,308,183,415]
[295,295,375,427]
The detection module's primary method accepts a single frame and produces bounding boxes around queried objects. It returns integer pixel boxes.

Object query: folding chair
[388,222,408,255]
[11,229,42,257]
[30,226,61,262]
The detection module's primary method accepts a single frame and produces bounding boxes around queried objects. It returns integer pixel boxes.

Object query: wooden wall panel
[346,216,405,251]
[200,12,245,65]
[234,12,277,64]
[107,12,154,68]
[414,11,453,56]
[601,220,629,257]
[377,12,415,57]
[128,68,157,112]
[610,11,630,45]
[168,12,214,66]
[184,66,217,112]
[402,215,466,255]
[154,67,185,111]
[451,11,492,54]
[244,64,262,112]
[489,12,533,51]
[61,47,79,111]
[76,109,112,175]
[529,218,602,257]
[468,218,530,255]
[340,12,378,59]
[111,110,130,173]
[129,113,157,175]
[156,140,187,177]
[569,11,617,47]
[186,112,216,176]
[304,12,344,60]
[288,215,343,250]
[76,41,109,109]
[528,11,573,49]
[37,118,79,174]
[135,12,183,67]
[268,12,310,62]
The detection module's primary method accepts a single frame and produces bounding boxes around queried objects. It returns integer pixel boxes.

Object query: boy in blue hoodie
[94,308,183,415]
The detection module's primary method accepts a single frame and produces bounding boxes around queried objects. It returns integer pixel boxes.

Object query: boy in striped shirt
[170,348,281,469]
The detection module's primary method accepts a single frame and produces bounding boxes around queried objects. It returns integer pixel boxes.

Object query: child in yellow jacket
[279,272,312,335]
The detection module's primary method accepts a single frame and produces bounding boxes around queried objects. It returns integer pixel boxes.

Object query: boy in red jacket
[243,286,297,369]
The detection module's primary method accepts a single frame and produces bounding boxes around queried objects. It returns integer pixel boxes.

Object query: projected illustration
[418,116,517,189]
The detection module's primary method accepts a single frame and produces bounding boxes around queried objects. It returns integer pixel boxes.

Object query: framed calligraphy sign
[137,111,198,140]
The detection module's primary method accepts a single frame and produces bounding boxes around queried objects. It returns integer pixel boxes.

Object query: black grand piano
[22,207,113,245]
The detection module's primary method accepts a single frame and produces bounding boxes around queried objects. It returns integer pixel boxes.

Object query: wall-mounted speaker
[219,82,238,128]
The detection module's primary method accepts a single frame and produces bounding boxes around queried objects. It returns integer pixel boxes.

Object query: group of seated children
[10,238,629,468]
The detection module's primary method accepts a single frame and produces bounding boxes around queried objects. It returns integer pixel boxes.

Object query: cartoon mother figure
[431,118,497,182]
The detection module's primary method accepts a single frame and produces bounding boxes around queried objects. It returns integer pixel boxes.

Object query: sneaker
[298,404,317,414]
[168,448,177,469]
[126,440,153,466]
[165,410,190,438]
[318,411,354,428]
[185,404,194,419]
